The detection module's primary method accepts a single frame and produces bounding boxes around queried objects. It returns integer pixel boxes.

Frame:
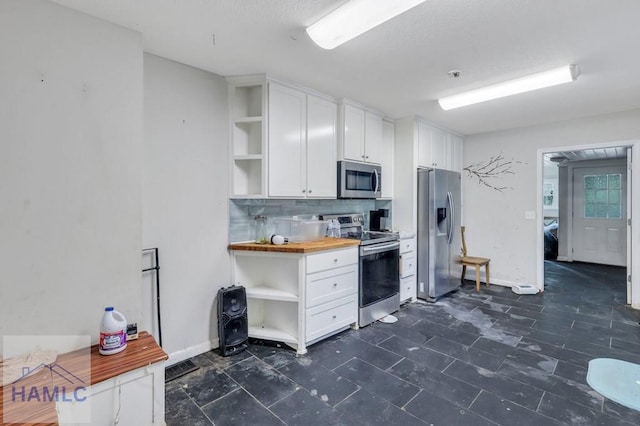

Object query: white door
[380,119,394,198]
[430,126,447,169]
[573,165,627,266]
[342,104,365,162]
[268,83,306,197]
[364,111,382,164]
[306,95,336,198]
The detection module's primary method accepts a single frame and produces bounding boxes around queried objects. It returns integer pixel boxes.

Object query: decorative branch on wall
[464,153,526,192]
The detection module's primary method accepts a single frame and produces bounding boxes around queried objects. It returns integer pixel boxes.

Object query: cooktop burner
[320,213,399,245]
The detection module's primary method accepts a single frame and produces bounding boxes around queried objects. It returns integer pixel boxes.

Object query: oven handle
[360,241,400,254]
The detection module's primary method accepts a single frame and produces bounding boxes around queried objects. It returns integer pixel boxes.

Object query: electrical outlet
[525,211,536,220]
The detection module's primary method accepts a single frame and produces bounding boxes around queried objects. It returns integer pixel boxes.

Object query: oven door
[338,161,381,199]
[359,241,400,307]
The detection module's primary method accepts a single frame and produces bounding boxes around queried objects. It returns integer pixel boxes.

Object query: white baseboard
[166,339,219,367]
[463,273,537,289]
[556,256,571,262]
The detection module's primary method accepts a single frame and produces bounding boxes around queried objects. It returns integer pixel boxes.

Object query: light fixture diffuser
[306,0,427,50]
[438,65,580,110]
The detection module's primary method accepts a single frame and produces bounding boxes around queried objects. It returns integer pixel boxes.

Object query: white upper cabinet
[268,82,307,197]
[306,94,337,198]
[449,134,463,174]
[418,120,462,172]
[340,103,382,165]
[268,82,337,198]
[228,76,266,197]
[430,126,448,169]
[380,119,394,199]
[364,111,382,164]
[341,104,365,161]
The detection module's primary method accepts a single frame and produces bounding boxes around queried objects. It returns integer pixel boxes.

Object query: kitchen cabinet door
[417,121,432,168]
[342,104,365,162]
[364,111,382,164]
[268,82,307,197]
[306,95,337,198]
[430,126,447,169]
[450,134,463,173]
[380,119,394,198]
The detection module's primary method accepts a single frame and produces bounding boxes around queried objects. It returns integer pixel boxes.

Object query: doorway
[538,143,634,305]
[572,163,627,266]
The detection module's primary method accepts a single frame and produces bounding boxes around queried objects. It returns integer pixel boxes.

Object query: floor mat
[165,359,199,383]
[587,358,640,411]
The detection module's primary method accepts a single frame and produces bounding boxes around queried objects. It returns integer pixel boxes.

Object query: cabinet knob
[333,283,338,287]
[302,189,306,193]
[333,258,338,263]
[332,315,337,319]
[308,189,312,193]
[365,156,369,159]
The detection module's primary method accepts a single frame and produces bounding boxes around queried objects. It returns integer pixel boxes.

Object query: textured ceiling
[52,0,640,135]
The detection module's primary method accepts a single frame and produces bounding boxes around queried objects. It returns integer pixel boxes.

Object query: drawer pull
[332,315,337,319]
[333,258,338,263]
[333,283,338,287]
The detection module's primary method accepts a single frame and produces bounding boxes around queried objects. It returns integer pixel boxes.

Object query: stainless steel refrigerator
[417,168,462,301]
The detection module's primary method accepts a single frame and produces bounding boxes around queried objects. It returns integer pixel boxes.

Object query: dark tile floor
[165,261,640,425]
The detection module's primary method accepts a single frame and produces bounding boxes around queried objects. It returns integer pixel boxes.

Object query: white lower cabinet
[58,362,165,426]
[306,294,357,342]
[399,236,417,303]
[230,246,358,354]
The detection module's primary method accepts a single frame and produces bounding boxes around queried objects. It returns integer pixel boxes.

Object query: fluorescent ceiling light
[306,0,427,50]
[438,65,580,110]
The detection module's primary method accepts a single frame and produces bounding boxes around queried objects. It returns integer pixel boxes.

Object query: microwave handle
[373,168,380,193]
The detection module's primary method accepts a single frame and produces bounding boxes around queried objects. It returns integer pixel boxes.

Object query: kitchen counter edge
[228,237,360,253]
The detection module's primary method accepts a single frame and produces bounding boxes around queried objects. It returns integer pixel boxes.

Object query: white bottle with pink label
[99,307,127,355]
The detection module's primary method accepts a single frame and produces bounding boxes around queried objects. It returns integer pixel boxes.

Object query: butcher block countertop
[228,237,360,253]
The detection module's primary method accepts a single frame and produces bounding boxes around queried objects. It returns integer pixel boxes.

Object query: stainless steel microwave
[337,160,381,199]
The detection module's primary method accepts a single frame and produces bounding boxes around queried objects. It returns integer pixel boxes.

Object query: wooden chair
[460,226,491,292]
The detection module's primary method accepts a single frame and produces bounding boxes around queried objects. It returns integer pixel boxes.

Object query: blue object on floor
[587,358,640,411]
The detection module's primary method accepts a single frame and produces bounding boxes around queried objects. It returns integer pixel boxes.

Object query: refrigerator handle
[447,191,454,244]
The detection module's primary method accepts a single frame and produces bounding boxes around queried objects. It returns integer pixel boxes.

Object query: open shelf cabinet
[228,76,267,197]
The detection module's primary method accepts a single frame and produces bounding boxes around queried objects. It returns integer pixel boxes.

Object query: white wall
[0,0,143,354]
[142,53,230,363]
[463,108,640,287]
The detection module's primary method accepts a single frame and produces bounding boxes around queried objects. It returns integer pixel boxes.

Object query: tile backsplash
[229,198,392,243]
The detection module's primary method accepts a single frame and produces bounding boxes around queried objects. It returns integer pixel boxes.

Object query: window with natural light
[583,174,622,219]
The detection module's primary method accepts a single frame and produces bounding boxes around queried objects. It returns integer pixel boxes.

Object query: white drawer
[306,295,357,342]
[400,275,416,302]
[306,265,357,308]
[400,254,416,278]
[400,238,416,254]
[306,247,358,274]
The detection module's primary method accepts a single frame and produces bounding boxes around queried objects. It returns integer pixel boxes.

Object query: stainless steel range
[320,213,400,327]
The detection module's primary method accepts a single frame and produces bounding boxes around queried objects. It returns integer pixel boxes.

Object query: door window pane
[583,173,622,219]
[609,204,621,218]
[595,175,607,189]
[584,203,595,218]
[609,174,621,189]
[595,190,608,203]
[609,189,621,204]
